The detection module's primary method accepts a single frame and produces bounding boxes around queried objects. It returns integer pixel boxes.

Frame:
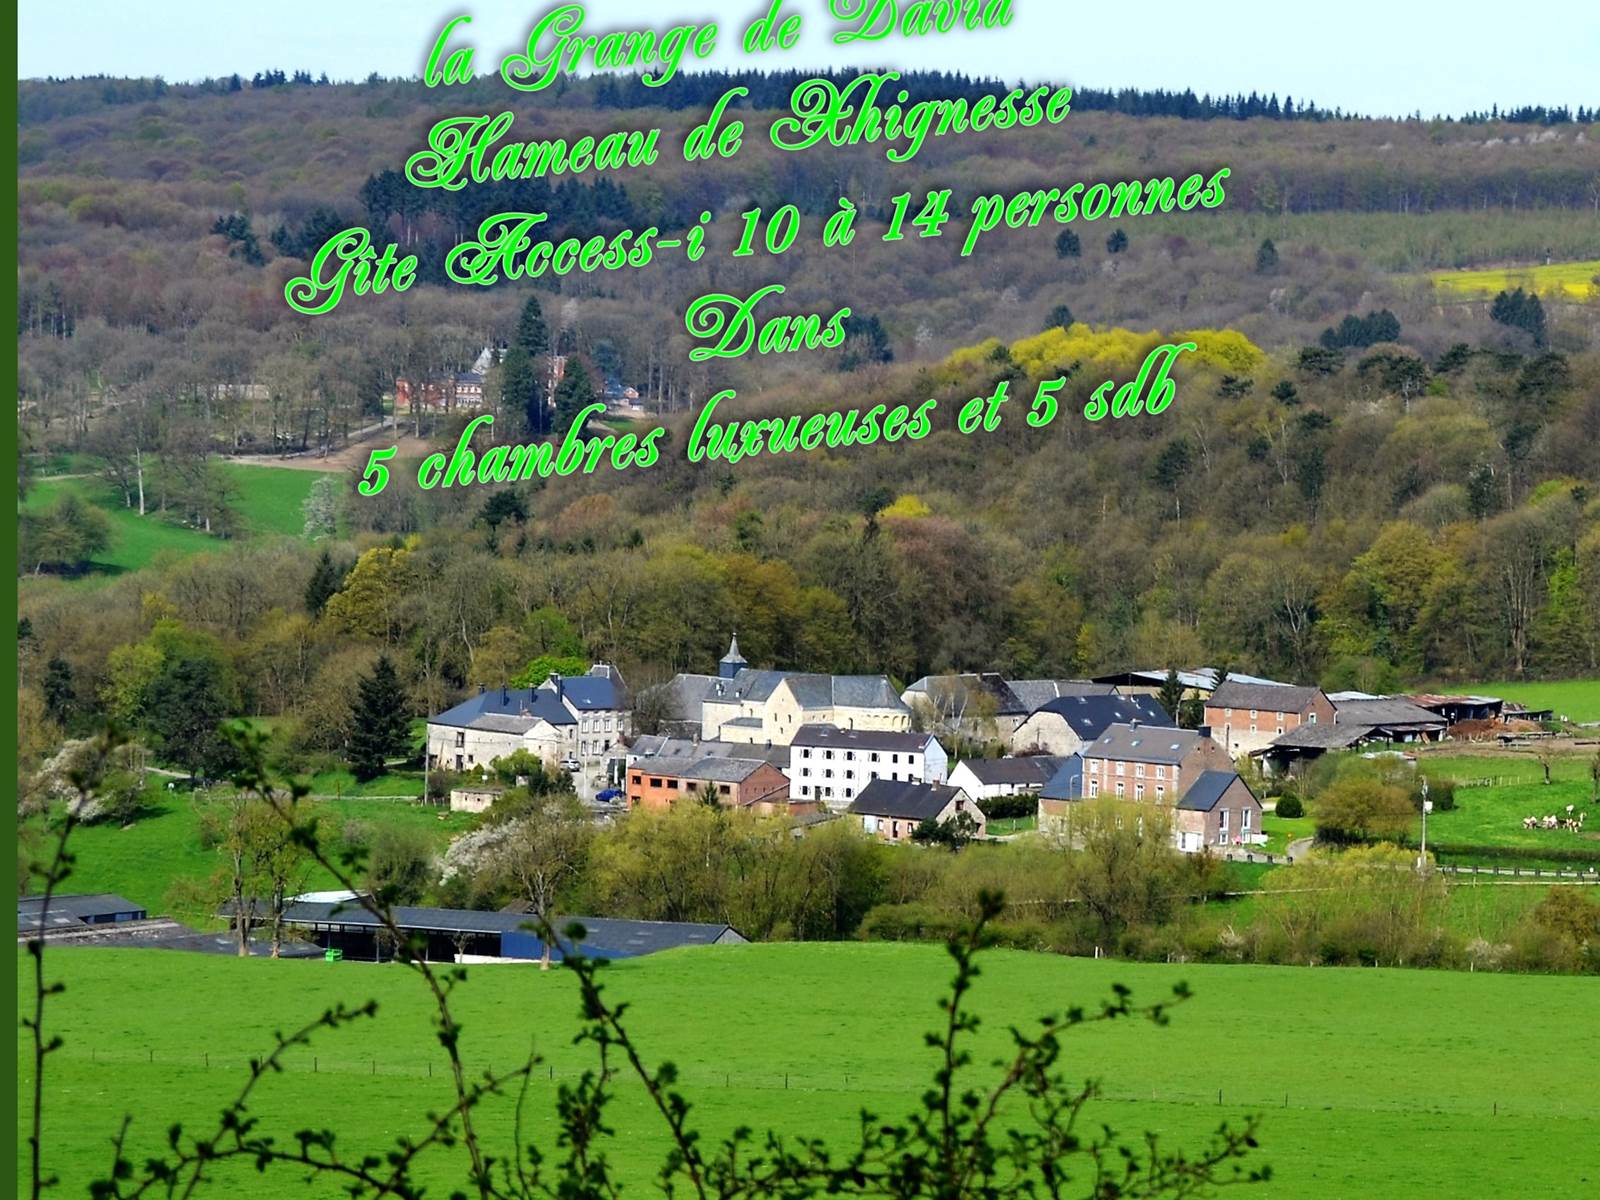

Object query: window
[1135,784,1145,800]
[666,779,679,790]
[455,732,466,748]
[1309,713,1318,724]
[870,752,880,762]
[719,784,731,795]
[1088,779,1100,797]
[825,749,834,760]
[650,778,662,787]
[1115,762,1125,776]
[824,768,833,779]
[846,751,854,762]
[801,768,810,778]
[1155,784,1165,797]
[1250,709,1258,719]
[467,755,475,765]
[892,754,900,764]
[1115,781,1125,797]
[1135,764,1145,778]
[631,774,642,785]
[1156,765,1165,779]
[1218,809,1229,840]
[1242,808,1252,833]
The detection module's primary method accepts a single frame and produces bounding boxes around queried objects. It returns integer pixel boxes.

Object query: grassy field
[1449,679,1600,724]
[1425,259,1600,302]
[1402,751,1599,860]
[17,942,1600,1199]
[55,792,472,920]
[301,767,426,798]
[1257,811,1311,856]
[19,463,336,580]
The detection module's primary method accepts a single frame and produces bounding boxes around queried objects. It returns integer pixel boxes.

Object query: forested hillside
[16,72,1600,765]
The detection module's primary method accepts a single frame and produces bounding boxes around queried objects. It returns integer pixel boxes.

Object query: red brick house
[1204,681,1334,758]
[626,756,794,814]
[1080,723,1234,806]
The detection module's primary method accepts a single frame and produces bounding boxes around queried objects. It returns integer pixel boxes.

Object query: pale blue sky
[17,0,1600,118]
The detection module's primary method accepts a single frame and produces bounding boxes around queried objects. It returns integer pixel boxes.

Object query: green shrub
[1411,777,1457,812]
[1274,794,1304,819]
[977,793,1037,820]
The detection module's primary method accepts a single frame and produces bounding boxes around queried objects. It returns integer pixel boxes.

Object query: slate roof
[276,902,744,956]
[544,669,626,711]
[468,713,541,735]
[430,686,575,729]
[645,674,723,722]
[953,756,1065,786]
[707,670,908,711]
[719,633,748,670]
[1039,756,1085,801]
[628,736,790,768]
[1022,694,1174,740]
[1178,770,1254,812]
[902,673,1027,716]
[1006,679,1117,710]
[1332,698,1446,728]
[18,893,147,932]
[1083,724,1213,765]
[633,755,777,784]
[791,724,936,753]
[848,779,966,821]
[1260,723,1372,751]
[1208,681,1323,713]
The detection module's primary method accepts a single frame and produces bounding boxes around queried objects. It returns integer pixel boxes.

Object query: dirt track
[225,433,435,473]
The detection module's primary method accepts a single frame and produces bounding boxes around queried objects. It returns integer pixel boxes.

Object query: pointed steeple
[718,632,748,679]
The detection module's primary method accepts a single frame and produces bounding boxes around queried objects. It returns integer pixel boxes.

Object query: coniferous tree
[43,656,76,726]
[1157,668,1185,723]
[1054,229,1081,258]
[1047,303,1075,330]
[1106,228,1129,254]
[305,549,342,617]
[1255,238,1279,274]
[515,294,550,356]
[348,654,412,782]
[552,358,598,430]
[501,346,545,437]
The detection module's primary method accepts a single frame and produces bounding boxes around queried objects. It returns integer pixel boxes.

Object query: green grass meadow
[17,942,1600,1199]
[1453,679,1600,723]
[1403,750,1599,860]
[61,792,472,920]
[19,463,337,580]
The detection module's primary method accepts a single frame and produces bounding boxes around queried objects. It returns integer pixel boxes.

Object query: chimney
[1129,719,1140,730]
[551,672,563,698]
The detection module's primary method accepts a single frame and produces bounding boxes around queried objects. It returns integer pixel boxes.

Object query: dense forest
[16,71,1600,771]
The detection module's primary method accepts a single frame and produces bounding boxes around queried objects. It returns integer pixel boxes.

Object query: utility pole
[1418,775,1431,872]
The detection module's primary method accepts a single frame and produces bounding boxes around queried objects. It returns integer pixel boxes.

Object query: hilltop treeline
[19,68,1597,126]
